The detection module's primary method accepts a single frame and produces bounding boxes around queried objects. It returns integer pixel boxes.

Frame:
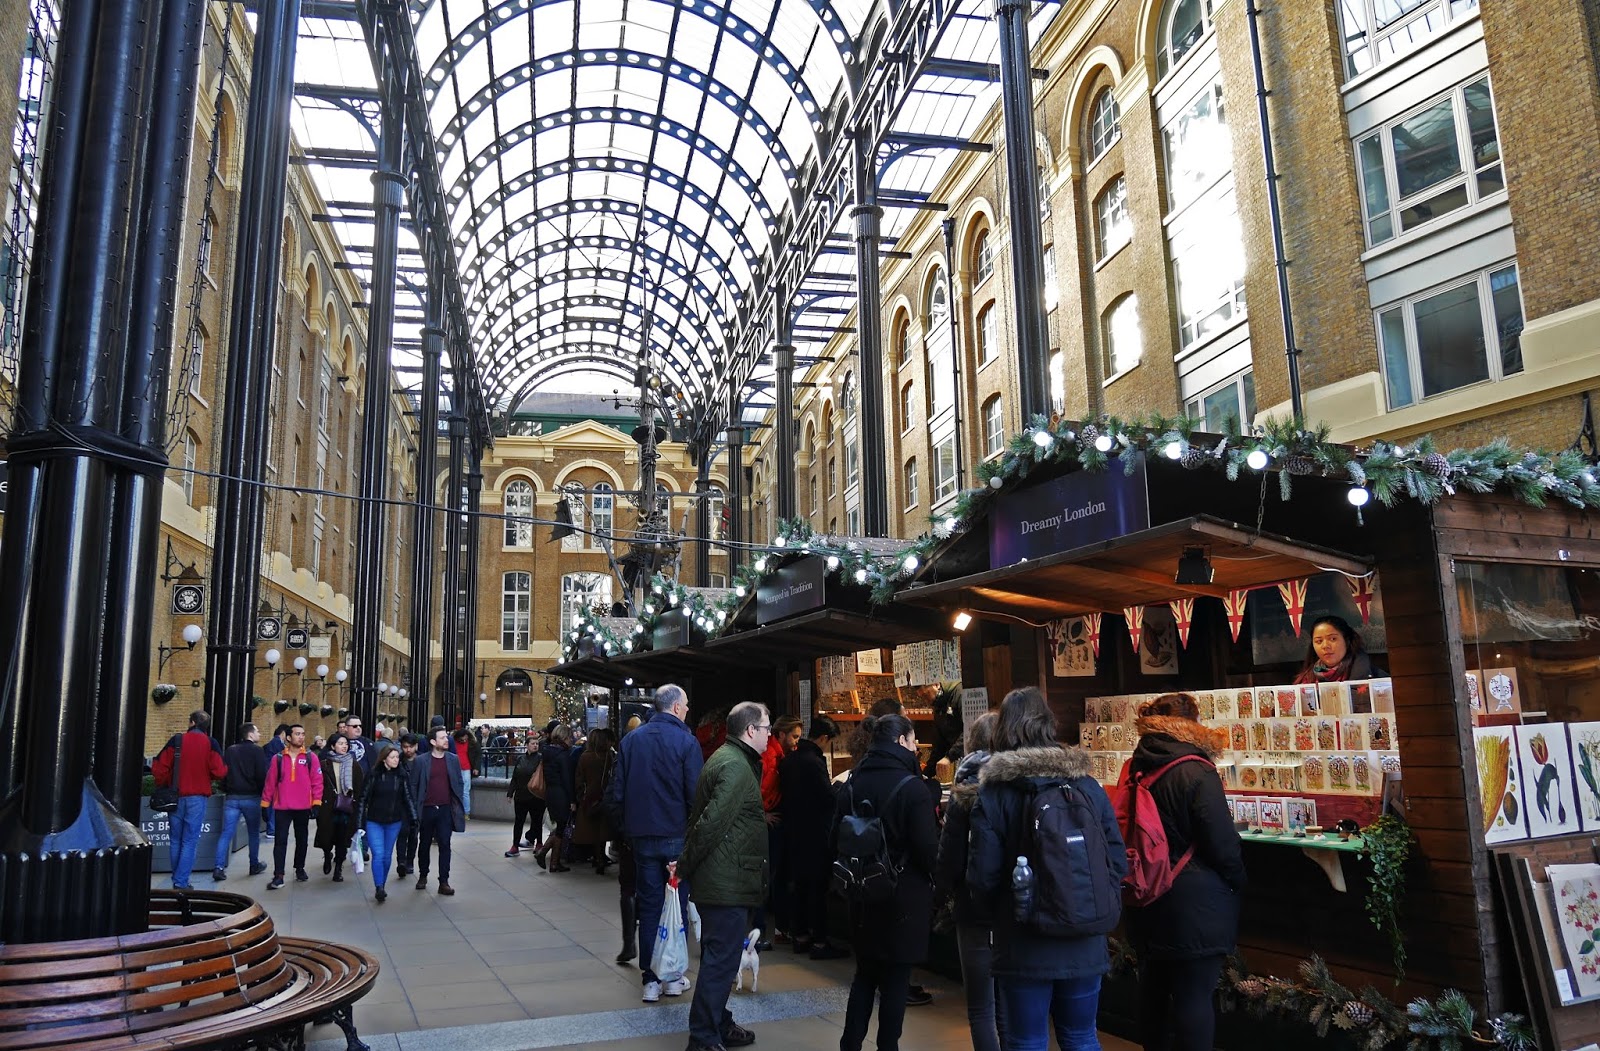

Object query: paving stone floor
[223,819,1137,1051]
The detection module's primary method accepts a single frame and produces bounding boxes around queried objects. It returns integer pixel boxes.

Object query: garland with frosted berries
[1106,945,1536,1050]
[557,413,1599,660]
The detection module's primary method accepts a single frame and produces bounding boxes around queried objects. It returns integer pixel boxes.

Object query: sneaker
[267,876,284,890]
[642,981,662,1003]
[809,944,849,961]
[248,862,268,876]
[722,1022,756,1047]
[211,867,227,881]
[264,831,274,840]
[505,847,521,858]
[295,869,309,882]
[663,976,692,996]
[906,985,933,1007]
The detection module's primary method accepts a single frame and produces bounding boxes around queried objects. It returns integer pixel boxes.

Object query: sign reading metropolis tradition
[756,556,826,626]
[171,583,205,616]
[988,455,1150,566]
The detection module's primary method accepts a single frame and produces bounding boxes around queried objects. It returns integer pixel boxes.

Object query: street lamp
[277,654,307,688]
[157,624,205,673]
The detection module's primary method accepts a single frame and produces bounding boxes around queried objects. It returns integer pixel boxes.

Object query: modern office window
[900,381,915,432]
[1164,82,1231,213]
[1378,262,1522,409]
[904,458,919,509]
[1087,89,1121,162]
[1094,176,1132,260]
[503,480,534,547]
[983,395,1005,458]
[1159,0,1216,76]
[1185,371,1257,433]
[591,482,614,546]
[501,571,531,651]
[1355,77,1503,247]
[932,434,959,504]
[976,303,998,366]
[1339,0,1479,77]
[1103,295,1144,377]
[1169,187,1247,349]
[560,572,611,633]
[973,229,994,284]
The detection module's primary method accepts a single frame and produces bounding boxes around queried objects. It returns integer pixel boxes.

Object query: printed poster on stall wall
[1568,721,1600,831]
[960,688,990,729]
[1475,725,1529,844]
[1515,725,1582,838]
[1139,605,1179,676]
[1046,617,1096,677]
[1546,863,1600,1000]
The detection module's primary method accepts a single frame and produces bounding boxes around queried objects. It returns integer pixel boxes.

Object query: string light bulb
[826,554,840,570]
[1164,441,1183,460]
[1246,449,1269,471]
[903,554,920,573]
[1032,430,1053,448]
[1093,434,1114,453]
[1347,486,1370,507]
[854,568,868,583]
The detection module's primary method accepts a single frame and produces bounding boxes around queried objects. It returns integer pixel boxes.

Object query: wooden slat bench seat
[0,890,378,1051]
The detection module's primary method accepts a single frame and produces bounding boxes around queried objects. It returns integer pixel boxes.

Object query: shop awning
[704,606,952,663]
[896,516,1371,620]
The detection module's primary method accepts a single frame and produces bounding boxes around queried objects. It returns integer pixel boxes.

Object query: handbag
[334,792,355,814]
[150,734,183,813]
[528,758,547,800]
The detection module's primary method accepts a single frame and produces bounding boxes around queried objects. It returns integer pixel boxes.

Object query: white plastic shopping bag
[351,829,366,874]
[686,899,702,943]
[651,878,689,982]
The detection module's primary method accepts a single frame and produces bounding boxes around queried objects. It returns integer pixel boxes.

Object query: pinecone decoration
[1284,455,1318,476]
[1423,452,1451,479]
[1341,1000,1375,1026]
[1236,978,1268,1000]
[1080,423,1100,445]
[1180,446,1209,470]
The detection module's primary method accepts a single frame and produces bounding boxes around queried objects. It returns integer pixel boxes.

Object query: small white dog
[736,928,762,992]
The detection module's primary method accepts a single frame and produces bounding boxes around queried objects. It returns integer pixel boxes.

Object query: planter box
[138,796,247,873]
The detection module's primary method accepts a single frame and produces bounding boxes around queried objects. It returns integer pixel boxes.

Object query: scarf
[330,751,355,796]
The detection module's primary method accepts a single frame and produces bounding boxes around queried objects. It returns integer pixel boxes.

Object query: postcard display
[814,640,960,717]
[1082,678,1402,833]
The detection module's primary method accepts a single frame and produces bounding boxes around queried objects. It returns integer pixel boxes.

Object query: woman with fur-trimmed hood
[1125,692,1245,1051]
[968,688,1124,1051]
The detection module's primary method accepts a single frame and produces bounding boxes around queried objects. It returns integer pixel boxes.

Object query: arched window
[591,483,614,545]
[502,572,531,651]
[973,229,994,284]
[976,303,998,365]
[655,482,671,516]
[894,311,912,366]
[840,372,857,419]
[199,210,216,276]
[822,404,834,446]
[181,429,199,504]
[559,484,585,552]
[1104,294,1144,377]
[806,420,817,465]
[1087,88,1121,163]
[983,395,1005,457]
[561,572,612,633]
[503,480,534,547]
[1094,176,1132,259]
[926,266,949,323]
[1160,0,1214,76]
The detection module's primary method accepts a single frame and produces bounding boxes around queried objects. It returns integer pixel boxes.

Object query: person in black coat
[832,714,938,1051]
[534,724,576,872]
[506,735,546,858]
[778,715,845,959]
[356,744,416,902]
[1124,693,1245,1051]
[968,687,1125,1051]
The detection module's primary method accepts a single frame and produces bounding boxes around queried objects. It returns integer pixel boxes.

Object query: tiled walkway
[235,820,1135,1051]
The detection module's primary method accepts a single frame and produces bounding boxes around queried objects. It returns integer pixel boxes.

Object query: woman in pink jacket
[261,724,324,889]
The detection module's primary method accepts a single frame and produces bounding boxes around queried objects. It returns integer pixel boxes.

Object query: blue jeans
[997,973,1101,1051]
[688,904,747,1046]
[365,820,403,889]
[460,770,472,814]
[213,795,262,871]
[632,834,690,983]
[170,795,207,888]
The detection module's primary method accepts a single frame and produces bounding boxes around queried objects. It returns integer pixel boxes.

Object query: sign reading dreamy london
[989,456,1150,566]
[757,555,826,625]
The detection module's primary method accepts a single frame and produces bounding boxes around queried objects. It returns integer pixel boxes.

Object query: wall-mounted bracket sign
[989,455,1151,566]
[285,628,309,649]
[257,617,282,641]
[171,583,205,616]
[757,555,827,625]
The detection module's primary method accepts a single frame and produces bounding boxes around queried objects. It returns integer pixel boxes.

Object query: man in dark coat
[777,715,845,958]
[406,725,466,896]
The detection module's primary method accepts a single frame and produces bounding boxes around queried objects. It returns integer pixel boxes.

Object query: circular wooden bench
[0,890,379,1050]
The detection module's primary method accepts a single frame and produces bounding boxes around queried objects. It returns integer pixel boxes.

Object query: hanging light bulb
[755,556,767,572]
[944,515,959,533]
[826,554,840,570]
[989,475,1004,489]
[1032,430,1053,448]
[854,568,868,583]
[774,535,787,547]
[1347,486,1370,507]
[1246,449,1269,471]
[734,584,746,598]
[903,554,920,573]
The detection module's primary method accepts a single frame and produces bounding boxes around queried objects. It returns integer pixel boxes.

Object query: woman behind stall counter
[1293,614,1385,684]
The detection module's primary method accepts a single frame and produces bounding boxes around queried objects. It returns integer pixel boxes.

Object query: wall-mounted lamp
[259,648,282,671]
[952,611,973,632]
[1175,546,1214,585]
[157,624,205,673]
[277,655,308,687]
[321,668,348,700]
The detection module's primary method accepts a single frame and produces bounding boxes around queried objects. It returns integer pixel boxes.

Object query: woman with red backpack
[968,687,1125,1051]
[1123,693,1245,1051]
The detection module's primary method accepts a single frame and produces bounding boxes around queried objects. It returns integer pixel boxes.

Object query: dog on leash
[736,928,762,992]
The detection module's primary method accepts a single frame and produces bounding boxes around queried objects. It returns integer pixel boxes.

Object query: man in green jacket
[678,701,770,1051]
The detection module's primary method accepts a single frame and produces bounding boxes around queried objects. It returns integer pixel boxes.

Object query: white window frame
[181,431,197,504]
[900,381,915,434]
[590,483,614,548]
[1184,370,1257,433]
[927,267,949,324]
[187,327,205,397]
[1087,89,1121,163]
[904,457,919,510]
[199,210,215,277]
[501,571,531,651]
[1163,80,1231,215]
[503,480,534,548]
[1159,0,1217,78]
[1376,260,1522,410]
[932,433,959,505]
[1094,176,1132,261]
[559,485,586,552]
[1103,295,1144,380]
[1339,0,1479,79]
[1168,183,1247,351]
[976,303,998,366]
[1044,247,1059,312]
[560,572,612,634]
[982,395,1005,458]
[1354,75,1504,249]
[974,230,994,285]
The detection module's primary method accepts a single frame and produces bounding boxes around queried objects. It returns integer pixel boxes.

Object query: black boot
[616,896,638,965]
[332,860,343,882]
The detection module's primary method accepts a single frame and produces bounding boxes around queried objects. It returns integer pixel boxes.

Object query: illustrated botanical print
[1549,864,1600,998]
[1515,725,1581,839]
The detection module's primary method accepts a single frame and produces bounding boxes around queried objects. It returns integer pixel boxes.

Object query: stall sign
[989,457,1149,566]
[757,555,826,625]
[652,608,691,652]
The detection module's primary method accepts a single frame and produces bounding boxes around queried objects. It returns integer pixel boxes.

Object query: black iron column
[407,278,443,728]
[995,0,1051,420]
[693,454,711,587]
[350,32,406,731]
[851,130,888,536]
[462,439,482,719]
[726,415,744,573]
[0,0,172,943]
[99,0,210,820]
[438,412,465,726]
[773,343,797,522]
[203,0,303,747]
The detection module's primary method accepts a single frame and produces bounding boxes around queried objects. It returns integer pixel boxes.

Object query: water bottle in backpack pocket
[1011,781,1121,937]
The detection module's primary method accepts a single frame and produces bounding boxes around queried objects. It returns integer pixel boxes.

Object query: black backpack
[830,775,916,905]
[1010,780,1121,937]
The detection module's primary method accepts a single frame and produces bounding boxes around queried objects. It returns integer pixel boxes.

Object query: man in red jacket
[152,710,228,891]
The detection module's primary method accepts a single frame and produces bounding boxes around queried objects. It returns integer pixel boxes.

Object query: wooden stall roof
[543,655,632,690]
[607,644,747,685]
[704,607,952,663]
[897,515,1371,619]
